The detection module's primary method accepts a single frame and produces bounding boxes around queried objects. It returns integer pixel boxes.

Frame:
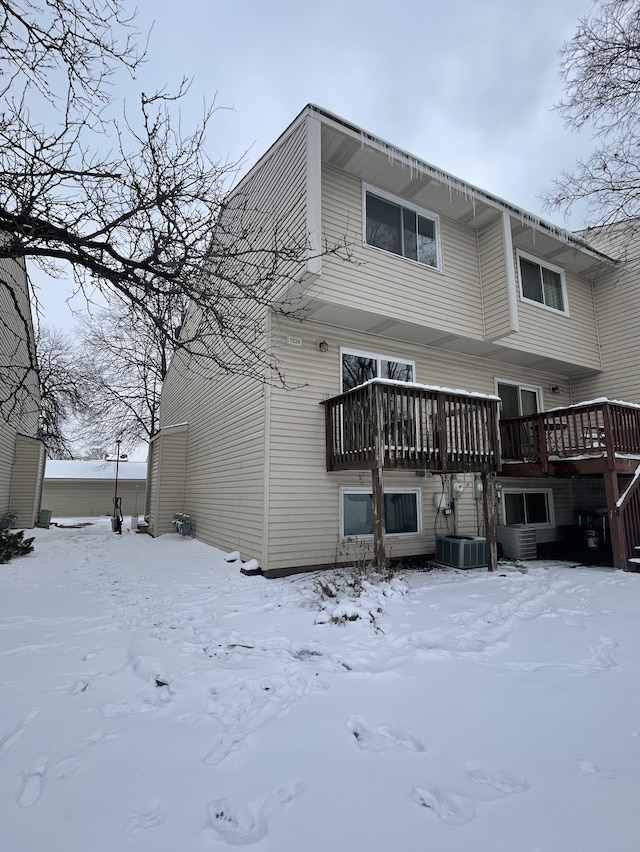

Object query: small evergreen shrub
[0,529,35,564]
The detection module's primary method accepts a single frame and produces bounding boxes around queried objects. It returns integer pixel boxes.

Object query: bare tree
[73,292,184,451]
[0,1,330,416]
[36,326,85,458]
[546,0,640,236]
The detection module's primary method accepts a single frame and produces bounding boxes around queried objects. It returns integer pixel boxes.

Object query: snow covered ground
[1,518,639,851]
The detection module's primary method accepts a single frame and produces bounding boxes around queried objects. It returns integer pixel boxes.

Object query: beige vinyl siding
[146,437,160,526]
[160,350,266,559]
[156,428,187,534]
[264,315,573,574]
[572,262,640,404]
[212,119,310,305]
[147,425,187,537]
[8,434,44,527]
[315,167,485,338]
[187,374,265,559]
[0,420,15,515]
[154,117,314,562]
[41,479,145,518]
[478,213,517,341]
[0,256,40,434]
[499,248,602,373]
[1,256,41,521]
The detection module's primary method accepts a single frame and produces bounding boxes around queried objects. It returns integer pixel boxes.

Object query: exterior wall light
[318,340,329,352]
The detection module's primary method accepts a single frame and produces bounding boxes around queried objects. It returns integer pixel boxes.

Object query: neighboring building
[0,256,45,528]
[42,460,147,518]
[148,105,640,575]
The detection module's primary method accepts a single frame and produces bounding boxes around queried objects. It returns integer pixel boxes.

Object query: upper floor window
[517,251,568,314]
[364,188,440,269]
[341,348,415,393]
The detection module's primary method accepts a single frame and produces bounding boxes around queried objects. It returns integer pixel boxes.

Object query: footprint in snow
[346,715,425,752]
[0,707,39,755]
[206,782,304,844]
[50,757,83,780]
[203,731,243,765]
[464,761,529,794]
[126,799,167,832]
[577,760,616,779]
[174,710,206,727]
[82,646,104,661]
[410,782,476,824]
[376,723,426,752]
[16,757,47,808]
[80,730,120,747]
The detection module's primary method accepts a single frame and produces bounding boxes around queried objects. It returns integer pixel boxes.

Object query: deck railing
[322,380,501,472]
[500,401,640,467]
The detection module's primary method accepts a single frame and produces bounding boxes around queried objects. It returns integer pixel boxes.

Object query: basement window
[502,489,554,527]
[341,488,421,539]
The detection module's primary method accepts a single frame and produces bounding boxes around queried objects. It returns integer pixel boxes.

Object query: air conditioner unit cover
[498,525,537,559]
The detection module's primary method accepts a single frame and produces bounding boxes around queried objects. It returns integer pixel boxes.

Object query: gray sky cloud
[35,0,598,327]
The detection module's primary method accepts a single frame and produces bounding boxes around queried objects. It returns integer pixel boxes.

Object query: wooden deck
[322,380,501,473]
[322,380,501,570]
[500,401,640,476]
[500,401,640,569]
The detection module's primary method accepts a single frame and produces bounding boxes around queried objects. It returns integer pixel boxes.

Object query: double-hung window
[502,489,554,527]
[365,188,440,269]
[342,488,421,539]
[517,251,567,314]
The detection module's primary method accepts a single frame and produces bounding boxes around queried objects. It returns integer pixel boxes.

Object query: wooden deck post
[481,469,497,572]
[372,466,386,569]
[371,383,387,569]
[603,470,627,569]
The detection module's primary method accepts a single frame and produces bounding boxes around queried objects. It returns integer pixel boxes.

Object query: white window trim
[516,249,569,316]
[362,183,442,272]
[494,378,543,417]
[340,487,422,540]
[341,347,416,393]
[501,488,555,528]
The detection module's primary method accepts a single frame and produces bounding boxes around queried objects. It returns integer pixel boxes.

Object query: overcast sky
[36,0,598,328]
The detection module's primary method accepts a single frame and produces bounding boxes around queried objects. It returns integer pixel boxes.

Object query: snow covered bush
[312,544,405,629]
[0,529,35,564]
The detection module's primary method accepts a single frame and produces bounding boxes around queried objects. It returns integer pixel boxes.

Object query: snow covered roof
[45,460,147,481]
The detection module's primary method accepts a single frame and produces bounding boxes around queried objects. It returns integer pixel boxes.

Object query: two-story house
[0,255,45,528]
[146,105,640,575]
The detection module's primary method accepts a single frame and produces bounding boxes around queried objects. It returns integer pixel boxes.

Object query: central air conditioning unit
[435,535,487,569]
